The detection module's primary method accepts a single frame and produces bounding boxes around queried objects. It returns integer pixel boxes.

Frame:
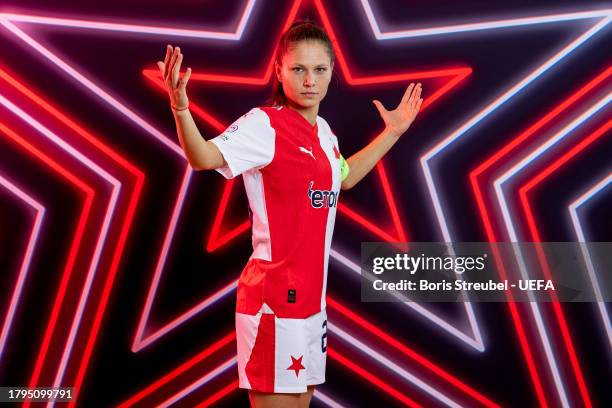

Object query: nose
[303,72,315,87]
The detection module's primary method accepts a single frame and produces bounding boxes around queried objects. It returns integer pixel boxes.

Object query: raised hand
[372,82,423,138]
[157,44,192,111]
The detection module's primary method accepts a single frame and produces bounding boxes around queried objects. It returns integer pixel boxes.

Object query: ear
[274,61,282,82]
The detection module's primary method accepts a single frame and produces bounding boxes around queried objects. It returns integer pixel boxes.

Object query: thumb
[372,99,386,115]
[156,61,165,77]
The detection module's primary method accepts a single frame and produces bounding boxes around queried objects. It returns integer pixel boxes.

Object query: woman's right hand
[157,44,192,111]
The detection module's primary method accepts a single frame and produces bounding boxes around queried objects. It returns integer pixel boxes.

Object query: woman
[157,21,422,408]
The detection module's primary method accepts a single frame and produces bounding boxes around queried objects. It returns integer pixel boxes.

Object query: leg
[248,390,300,408]
[298,385,315,408]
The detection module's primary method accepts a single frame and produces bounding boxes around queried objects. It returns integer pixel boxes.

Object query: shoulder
[255,105,284,118]
[230,107,274,133]
[316,115,335,137]
[316,115,339,145]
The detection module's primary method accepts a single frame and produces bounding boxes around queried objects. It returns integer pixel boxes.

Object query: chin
[299,98,321,108]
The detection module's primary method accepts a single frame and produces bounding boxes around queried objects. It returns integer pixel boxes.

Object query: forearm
[172,108,224,170]
[342,126,400,190]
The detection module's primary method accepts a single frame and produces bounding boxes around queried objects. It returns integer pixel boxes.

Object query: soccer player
[157,21,422,408]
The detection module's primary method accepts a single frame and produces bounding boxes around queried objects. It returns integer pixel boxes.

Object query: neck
[285,99,318,126]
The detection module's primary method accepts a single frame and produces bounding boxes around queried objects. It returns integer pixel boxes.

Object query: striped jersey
[210,106,348,318]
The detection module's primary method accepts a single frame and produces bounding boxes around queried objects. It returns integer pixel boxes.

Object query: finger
[416,97,423,111]
[172,53,183,88]
[401,83,415,104]
[166,47,180,83]
[372,99,386,116]
[180,67,192,89]
[407,83,421,105]
[409,98,423,118]
[163,45,173,81]
[164,45,172,65]
[157,61,165,78]
[410,88,421,109]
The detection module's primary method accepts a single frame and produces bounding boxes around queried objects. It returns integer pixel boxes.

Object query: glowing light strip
[158,357,236,408]
[0,68,145,406]
[0,173,45,362]
[400,10,610,357]
[135,0,481,353]
[0,15,256,358]
[569,175,612,351]
[330,323,461,408]
[133,275,492,406]
[422,15,610,242]
[133,278,237,352]
[0,94,120,400]
[516,122,611,407]
[0,0,257,40]
[468,67,610,408]
[494,97,610,408]
[3,0,482,357]
[414,12,609,406]
[313,390,348,408]
[0,122,95,408]
[158,357,345,408]
[0,16,214,364]
[132,168,194,350]
[360,2,611,39]
[0,1,486,402]
[0,19,183,156]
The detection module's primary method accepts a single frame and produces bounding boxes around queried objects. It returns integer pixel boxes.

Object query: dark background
[0,0,610,406]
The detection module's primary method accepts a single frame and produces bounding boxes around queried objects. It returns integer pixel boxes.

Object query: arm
[341,127,400,190]
[158,44,225,171]
[172,108,225,170]
[341,82,423,191]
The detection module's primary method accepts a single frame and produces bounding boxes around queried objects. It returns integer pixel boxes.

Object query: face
[275,40,333,110]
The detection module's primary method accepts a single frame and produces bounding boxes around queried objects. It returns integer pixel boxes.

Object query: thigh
[249,390,300,408]
[298,385,315,408]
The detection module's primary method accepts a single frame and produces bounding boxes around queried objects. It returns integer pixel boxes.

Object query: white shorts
[235,302,327,393]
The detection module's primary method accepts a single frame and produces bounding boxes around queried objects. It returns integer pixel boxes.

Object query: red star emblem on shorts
[287,355,305,378]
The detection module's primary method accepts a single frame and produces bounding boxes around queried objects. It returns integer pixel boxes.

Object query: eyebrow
[291,63,329,68]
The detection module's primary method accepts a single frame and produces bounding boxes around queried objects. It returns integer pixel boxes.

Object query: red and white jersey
[210,106,344,318]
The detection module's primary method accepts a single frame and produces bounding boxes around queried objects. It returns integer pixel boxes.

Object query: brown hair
[267,20,335,106]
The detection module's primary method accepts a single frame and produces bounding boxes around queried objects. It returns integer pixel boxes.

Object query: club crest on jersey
[308,181,338,208]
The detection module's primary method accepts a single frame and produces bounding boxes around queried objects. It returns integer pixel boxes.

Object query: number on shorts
[321,319,327,352]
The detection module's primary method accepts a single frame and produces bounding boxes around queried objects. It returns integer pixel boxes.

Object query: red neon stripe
[0,67,146,405]
[0,121,94,395]
[328,297,501,407]
[470,66,611,238]
[141,0,471,251]
[118,333,235,407]
[196,380,239,408]
[517,120,610,408]
[469,67,611,407]
[122,0,482,404]
[328,347,422,407]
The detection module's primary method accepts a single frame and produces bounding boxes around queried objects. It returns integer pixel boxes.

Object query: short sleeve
[209,108,275,179]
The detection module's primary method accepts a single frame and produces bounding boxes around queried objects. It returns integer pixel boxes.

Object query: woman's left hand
[372,82,423,138]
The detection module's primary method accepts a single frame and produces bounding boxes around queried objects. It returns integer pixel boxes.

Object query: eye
[316,67,327,72]
[292,67,304,72]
